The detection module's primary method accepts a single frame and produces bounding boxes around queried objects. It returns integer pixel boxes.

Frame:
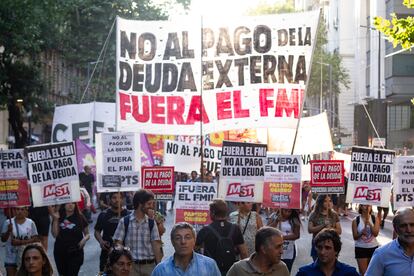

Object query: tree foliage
[0,0,189,147]
[0,0,53,147]
[374,0,414,49]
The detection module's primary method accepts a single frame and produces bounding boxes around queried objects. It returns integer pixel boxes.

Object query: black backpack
[206,224,237,272]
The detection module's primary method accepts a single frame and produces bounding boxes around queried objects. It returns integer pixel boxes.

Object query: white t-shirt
[1,217,38,265]
[354,215,379,249]
[279,220,296,260]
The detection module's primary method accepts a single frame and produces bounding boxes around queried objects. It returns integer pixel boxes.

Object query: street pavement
[1,205,394,275]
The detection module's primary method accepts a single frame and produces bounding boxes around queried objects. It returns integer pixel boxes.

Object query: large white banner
[52,102,115,145]
[96,132,141,192]
[267,112,333,154]
[393,156,414,208]
[27,142,81,207]
[163,140,221,173]
[116,11,319,135]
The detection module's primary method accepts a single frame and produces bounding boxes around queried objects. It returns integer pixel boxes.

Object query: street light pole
[378,31,381,99]
[317,62,333,125]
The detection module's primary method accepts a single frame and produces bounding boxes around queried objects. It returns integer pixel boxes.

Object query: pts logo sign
[354,186,381,201]
[43,183,70,198]
[227,183,255,198]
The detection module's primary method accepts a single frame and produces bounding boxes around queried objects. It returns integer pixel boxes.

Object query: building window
[388,104,412,131]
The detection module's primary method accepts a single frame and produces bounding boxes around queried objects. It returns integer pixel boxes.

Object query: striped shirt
[113,213,160,260]
[151,252,221,276]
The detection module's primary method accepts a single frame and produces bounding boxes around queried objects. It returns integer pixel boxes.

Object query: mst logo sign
[354,186,381,201]
[227,183,255,198]
[43,183,70,198]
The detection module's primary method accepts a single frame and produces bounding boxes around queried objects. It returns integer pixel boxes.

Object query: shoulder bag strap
[242,212,251,235]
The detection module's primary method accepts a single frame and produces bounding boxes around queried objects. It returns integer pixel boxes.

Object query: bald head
[393,208,414,226]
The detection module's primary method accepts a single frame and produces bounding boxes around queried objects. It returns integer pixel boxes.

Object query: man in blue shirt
[152,222,221,276]
[365,208,414,276]
[297,229,359,276]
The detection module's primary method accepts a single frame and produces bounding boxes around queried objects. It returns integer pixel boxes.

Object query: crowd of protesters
[1,166,414,276]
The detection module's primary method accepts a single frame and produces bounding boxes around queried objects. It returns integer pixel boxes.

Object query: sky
[188,0,285,17]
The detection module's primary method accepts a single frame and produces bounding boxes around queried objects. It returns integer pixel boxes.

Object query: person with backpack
[352,204,380,276]
[95,192,130,274]
[195,199,248,276]
[113,189,163,276]
[227,227,289,276]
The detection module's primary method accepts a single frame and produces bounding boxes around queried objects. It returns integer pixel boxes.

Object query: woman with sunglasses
[50,202,90,276]
[16,243,53,276]
[102,246,133,276]
[1,206,39,276]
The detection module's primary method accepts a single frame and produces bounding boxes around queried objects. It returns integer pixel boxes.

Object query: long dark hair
[313,194,334,217]
[17,244,53,276]
[58,202,86,229]
[282,208,301,228]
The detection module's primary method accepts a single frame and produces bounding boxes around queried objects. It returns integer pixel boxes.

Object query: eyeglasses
[172,235,194,243]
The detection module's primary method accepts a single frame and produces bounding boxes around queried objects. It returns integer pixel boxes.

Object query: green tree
[374,0,414,49]
[0,0,189,147]
[55,0,190,102]
[0,0,54,148]
[248,2,350,101]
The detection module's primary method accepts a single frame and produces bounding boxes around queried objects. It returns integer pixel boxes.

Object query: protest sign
[262,182,301,209]
[175,182,216,225]
[221,141,267,181]
[96,132,141,192]
[348,146,395,205]
[393,156,414,208]
[142,166,174,200]
[265,154,301,182]
[163,140,221,173]
[332,151,351,175]
[116,11,320,135]
[346,184,391,208]
[218,180,263,203]
[52,102,115,145]
[310,160,344,194]
[0,179,30,208]
[27,142,81,207]
[0,149,26,180]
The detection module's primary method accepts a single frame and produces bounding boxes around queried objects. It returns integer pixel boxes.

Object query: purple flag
[141,134,154,167]
[75,139,96,177]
